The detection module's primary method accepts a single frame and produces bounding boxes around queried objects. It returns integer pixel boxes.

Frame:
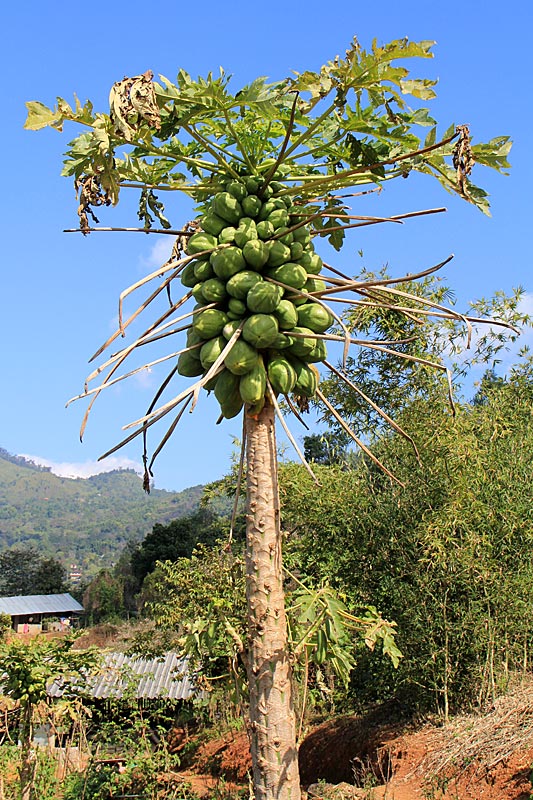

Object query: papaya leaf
[472,136,512,172]
[24,100,64,131]
[400,78,438,100]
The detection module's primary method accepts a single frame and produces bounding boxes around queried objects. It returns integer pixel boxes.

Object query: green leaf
[472,136,512,173]
[424,126,437,148]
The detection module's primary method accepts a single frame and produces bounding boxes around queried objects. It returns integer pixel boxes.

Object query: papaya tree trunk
[244,400,301,800]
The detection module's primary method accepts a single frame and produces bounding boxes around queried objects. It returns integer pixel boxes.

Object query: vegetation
[1,368,533,795]
[130,507,228,585]
[27,34,515,800]
[280,362,533,716]
[0,635,98,800]
[0,448,204,575]
[0,548,68,596]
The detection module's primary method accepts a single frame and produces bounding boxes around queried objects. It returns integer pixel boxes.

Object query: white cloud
[139,237,175,270]
[20,454,143,480]
[132,365,154,389]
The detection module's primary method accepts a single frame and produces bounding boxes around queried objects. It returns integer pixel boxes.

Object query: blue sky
[1,1,531,492]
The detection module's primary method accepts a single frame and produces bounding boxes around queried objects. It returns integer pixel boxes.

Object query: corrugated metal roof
[48,651,198,701]
[0,593,84,616]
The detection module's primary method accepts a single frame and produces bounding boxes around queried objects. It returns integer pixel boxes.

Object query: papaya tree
[25,37,513,800]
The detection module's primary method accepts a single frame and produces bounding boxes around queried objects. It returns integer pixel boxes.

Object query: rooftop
[48,651,198,700]
[0,593,84,616]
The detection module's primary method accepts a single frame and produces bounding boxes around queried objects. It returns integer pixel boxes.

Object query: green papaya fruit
[276,226,294,245]
[242,239,269,270]
[270,333,294,349]
[257,200,277,221]
[201,278,227,303]
[268,208,290,230]
[214,369,240,405]
[220,395,244,419]
[239,362,267,405]
[293,359,319,397]
[266,240,291,268]
[194,259,215,281]
[226,270,263,300]
[192,282,206,303]
[201,211,228,237]
[307,338,328,363]
[287,327,317,358]
[246,282,283,314]
[204,373,220,392]
[267,355,297,394]
[225,180,247,201]
[228,297,247,316]
[298,252,323,274]
[213,192,243,224]
[304,277,326,294]
[222,319,243,340]
[211,246,246,280]
[242,314,279,349]
[256,220,275,240]
[215,371,243,418]
[224,340,259,375]
[218,226,237,244]
[200,336,227,370]
[193,309,229,339]
[177,350,204,378]
[291,225,311,245]
[234,218,258,249]
[181,262,199,288]
[297,302,334,333]
[241,195,262,218]
[266,262,308,290]
[269,180,285,193]
[273,299,298,330]
[186,231,218,255]
[186,327,203,349]
[290,241,304,261]
[245,176,260,194]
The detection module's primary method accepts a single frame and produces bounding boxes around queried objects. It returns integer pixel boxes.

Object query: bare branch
[265,383,319,485]
[315,388,404,486]
[124,323,244,428]
[229,419,247,545]
[324,360,420,461]
[64,226,193,235]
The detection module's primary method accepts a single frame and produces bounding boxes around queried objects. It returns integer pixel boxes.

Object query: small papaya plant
[26,37,513,800]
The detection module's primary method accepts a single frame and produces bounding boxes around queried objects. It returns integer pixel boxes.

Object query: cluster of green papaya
[177,171,332,419]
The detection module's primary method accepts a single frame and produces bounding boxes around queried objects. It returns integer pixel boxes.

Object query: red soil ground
[177,700,533,800]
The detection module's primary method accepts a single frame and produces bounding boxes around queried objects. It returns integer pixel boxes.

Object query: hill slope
[0,449,204,573]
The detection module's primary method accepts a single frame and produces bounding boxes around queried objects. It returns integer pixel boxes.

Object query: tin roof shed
[48,651,198,701]
[0,593,83,616]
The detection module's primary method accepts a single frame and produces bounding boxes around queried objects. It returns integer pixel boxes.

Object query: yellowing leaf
[400,78,438,100]
[24,101,63,131]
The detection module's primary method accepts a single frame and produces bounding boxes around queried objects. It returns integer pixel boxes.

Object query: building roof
[48,651,198,701]
[0,593,84,616]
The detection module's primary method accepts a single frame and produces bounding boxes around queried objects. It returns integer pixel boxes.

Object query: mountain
[0,448,204,576]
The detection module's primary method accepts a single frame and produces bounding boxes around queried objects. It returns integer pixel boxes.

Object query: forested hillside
[0,449,203,574]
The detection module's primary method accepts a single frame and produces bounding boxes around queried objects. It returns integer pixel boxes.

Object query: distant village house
[0,593,84,633]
